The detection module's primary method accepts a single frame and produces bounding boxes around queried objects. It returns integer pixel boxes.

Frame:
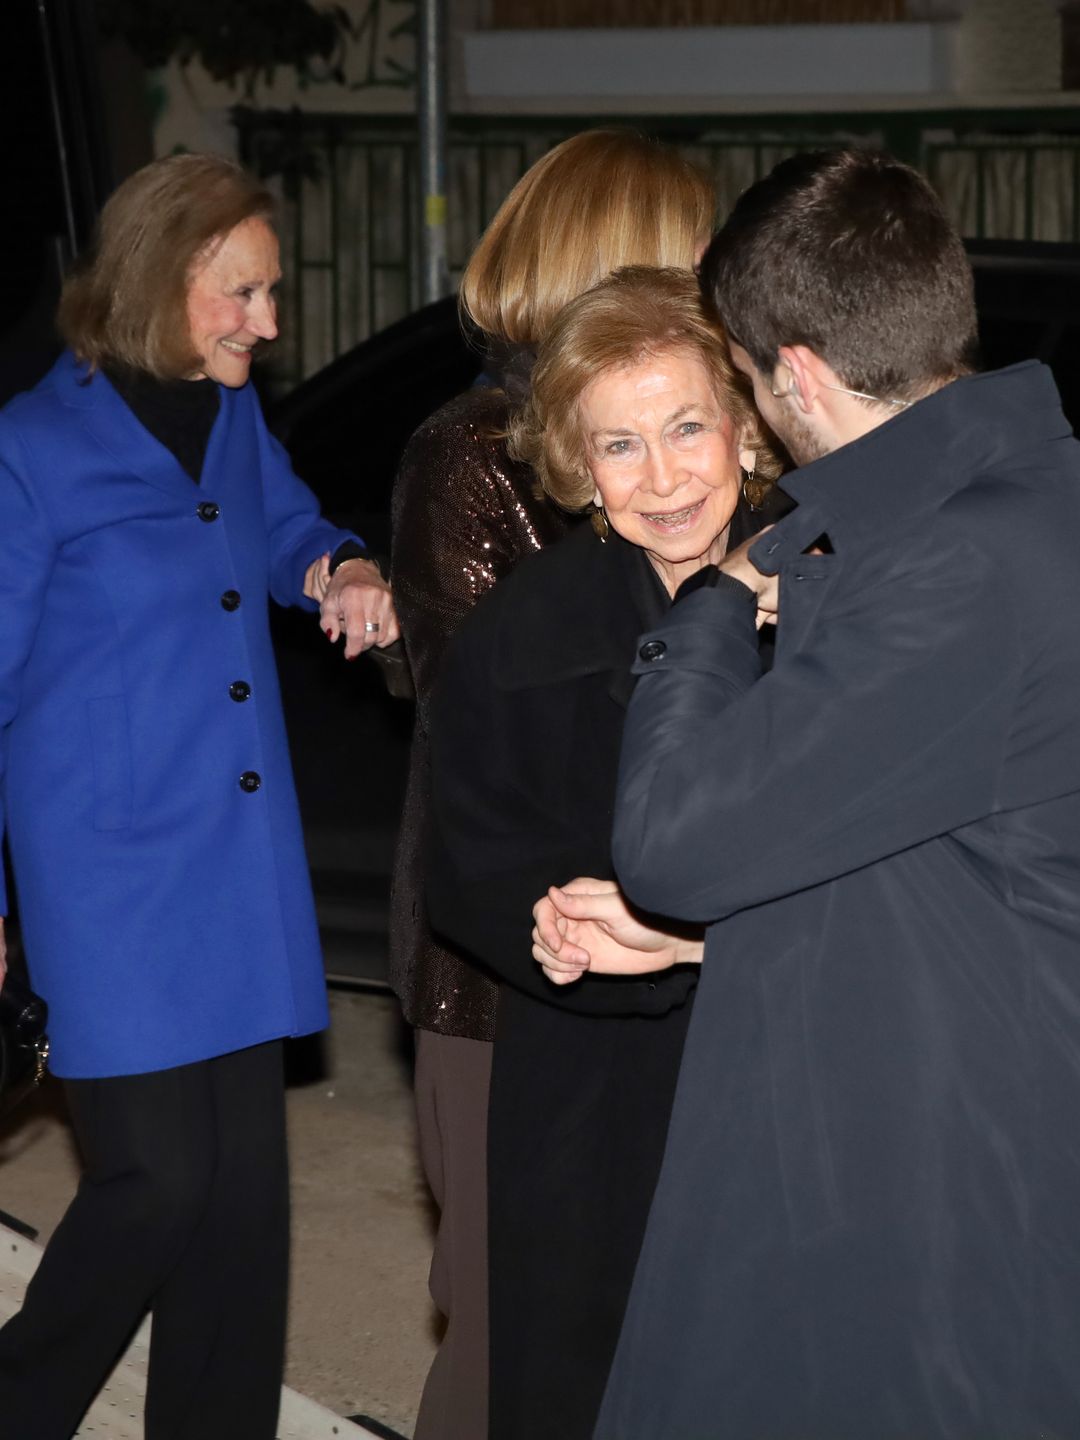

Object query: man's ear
[777,344,828,414]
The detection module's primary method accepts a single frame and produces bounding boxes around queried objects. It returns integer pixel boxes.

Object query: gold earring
[590,504,610,543]
[742,462,767,512]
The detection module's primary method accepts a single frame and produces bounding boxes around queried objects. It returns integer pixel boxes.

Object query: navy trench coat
[0,354,351,1078]
[597,362,1080,1438]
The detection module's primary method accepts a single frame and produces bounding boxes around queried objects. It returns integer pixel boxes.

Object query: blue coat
[0,353,351,1078]
[599,363,1080,1437]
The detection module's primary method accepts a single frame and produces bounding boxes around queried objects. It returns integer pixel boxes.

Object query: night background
[1,2,1079,1431]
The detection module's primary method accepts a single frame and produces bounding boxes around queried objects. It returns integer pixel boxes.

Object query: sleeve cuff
[674,565,756,607]
[329,543,392,583]
[328,540,368,575]
[631,582,761,683]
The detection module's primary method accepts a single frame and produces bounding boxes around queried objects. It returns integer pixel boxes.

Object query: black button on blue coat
[229,681,252,702]
[220,589,241,611]
[197,501,220,522]
[639,640,666,663]
[238,771,261,793]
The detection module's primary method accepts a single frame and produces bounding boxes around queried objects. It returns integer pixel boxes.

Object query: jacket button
[229,680,252,702]
[639,640,667,663]
[197,501,220,522]
[220,589,241,611]
[238,771,261,793]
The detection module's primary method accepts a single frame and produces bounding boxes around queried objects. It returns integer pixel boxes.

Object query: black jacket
[428,513,763,1440]
[598,362,1080,1439]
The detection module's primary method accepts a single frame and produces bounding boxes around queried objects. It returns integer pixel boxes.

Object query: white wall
[955,0,1061,92]
[463,23,964,103]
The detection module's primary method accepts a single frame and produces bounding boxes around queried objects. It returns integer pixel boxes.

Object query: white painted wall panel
[464,22,963,99]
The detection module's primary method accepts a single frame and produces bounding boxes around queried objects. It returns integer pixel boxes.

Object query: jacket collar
[751,362,1071,572]
[51,350,231,503]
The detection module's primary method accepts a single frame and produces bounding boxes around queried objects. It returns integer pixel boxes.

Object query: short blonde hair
[461,131,715,348]
[509,266,782,511]
[59,153,275,380]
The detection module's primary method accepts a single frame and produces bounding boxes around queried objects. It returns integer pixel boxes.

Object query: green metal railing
[235,107,1080,388]
[923,134,1080,243]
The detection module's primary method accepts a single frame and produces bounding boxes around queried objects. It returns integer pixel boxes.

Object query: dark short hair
[59,153,275,380]
[701,147,979,401]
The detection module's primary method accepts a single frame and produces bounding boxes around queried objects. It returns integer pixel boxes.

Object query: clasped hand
[531,878,704,986]
[303,554,401,659]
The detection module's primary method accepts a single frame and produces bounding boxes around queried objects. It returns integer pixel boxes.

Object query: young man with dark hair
[589,148,1080,1437]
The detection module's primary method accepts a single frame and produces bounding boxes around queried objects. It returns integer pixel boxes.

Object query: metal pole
[36,0,79,265]
[418,0,450,305]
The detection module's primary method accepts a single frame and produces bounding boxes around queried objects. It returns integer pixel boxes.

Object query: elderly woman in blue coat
[0,152,396,1439]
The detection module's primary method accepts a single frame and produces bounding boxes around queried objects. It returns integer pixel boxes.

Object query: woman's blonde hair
[509,266,783,511]
[59,153,276,380]
[460,130,715,348]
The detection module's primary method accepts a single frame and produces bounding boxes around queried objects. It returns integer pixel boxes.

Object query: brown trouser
[412,1028,493,1440]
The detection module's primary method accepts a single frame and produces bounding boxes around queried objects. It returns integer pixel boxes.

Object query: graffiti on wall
[293,0,417,91]
[347,0,417,88]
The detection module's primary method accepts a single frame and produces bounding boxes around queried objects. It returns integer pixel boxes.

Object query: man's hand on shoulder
[717,531,778,630]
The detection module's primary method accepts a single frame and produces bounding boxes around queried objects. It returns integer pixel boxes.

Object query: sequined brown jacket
[388,385,569,1038]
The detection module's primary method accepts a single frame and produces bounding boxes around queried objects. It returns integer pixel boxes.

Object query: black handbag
[0,972,49,1115]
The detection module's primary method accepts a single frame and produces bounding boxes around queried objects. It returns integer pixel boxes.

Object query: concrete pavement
[0,989,438,1438]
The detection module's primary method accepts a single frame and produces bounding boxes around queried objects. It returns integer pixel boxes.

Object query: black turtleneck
[103,363,370,578]
[105,365,220,484]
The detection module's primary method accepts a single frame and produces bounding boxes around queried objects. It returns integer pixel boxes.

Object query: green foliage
[98,0,353,95]
[234,107,330,197]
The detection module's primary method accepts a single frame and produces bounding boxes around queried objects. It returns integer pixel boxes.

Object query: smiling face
[184,216,281,386]
[581,347,753,594]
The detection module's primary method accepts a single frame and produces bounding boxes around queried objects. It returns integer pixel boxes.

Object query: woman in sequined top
[389,130,716,1440]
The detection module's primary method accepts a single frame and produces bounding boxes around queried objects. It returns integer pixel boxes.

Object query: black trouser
[0,1040,289,1440]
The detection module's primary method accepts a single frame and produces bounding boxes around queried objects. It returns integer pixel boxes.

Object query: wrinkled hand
[0,916,7,992]
[312,556,401,660]
[531,877,703,987]
[718,528,777,630]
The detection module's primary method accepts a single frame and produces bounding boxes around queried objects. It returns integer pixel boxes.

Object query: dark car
[966,240,1080,429]
[268,296,478,554]
[264,299,476,986]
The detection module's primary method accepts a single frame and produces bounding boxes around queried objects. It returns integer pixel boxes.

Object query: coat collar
[751,361,1071,572]
[50,350,233,503]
